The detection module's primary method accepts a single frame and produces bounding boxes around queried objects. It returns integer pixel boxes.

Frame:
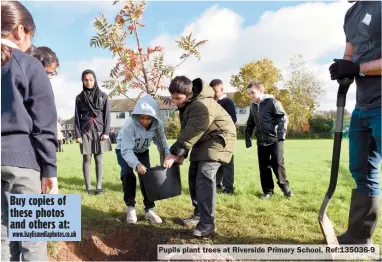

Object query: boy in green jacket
[164,76,236,237]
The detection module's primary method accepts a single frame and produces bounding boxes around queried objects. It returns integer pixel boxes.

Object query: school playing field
[49,139,382,261]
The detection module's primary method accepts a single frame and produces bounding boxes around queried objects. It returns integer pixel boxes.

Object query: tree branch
[152,56,188,95]
[121,92,137,104]
[110,35,146,87]
[154,73,164,96]
[121,57,146,85]
[133,20,150,93]
[174,56,189,69]
[91,1,208,100]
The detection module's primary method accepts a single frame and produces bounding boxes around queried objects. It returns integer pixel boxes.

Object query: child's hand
[176,156,185,165]
[41,177,59,194]
[101,134,109,141]
[136,163,147,175]
[163,154,177,168]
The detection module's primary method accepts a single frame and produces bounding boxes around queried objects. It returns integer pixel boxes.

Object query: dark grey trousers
[1,166,48,261]
[83,154,103,190]
[189,161,221,226]
[216,155,234,191]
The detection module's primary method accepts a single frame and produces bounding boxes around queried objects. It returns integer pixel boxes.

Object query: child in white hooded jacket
[116,95,170,224]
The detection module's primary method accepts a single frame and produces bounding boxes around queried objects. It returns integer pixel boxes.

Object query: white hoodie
[117,95,170,169]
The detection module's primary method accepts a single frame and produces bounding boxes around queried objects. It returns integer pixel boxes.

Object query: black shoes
[261,192,274,199]
[95,189,104,195]
[85,189,104,195]
[222,188,234,194]
[192,223,216,237]
[85,189,93,194]
[281,186,293,197]
[217,185,234,194]
[260,187,293,199]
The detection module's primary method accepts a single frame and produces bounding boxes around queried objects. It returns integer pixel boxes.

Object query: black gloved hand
[245,138,252,148]
[278,133,285,142]
[329,59,360,80]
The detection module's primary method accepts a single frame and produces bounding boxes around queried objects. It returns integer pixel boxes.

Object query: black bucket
[142,164,182,202]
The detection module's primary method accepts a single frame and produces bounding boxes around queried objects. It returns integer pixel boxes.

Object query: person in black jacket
[27,45,59,79]
[210,79,237,194]
[244,82,292,199]
[1,1,58,260]
[74,69,112,195]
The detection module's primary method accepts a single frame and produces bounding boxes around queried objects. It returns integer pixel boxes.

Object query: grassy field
[50,139,381,260]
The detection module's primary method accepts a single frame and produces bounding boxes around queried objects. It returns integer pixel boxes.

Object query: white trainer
[126,206,137,224]
[145,208,162,224]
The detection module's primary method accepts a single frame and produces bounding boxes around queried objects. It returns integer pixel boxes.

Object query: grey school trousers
[189,161,221,226]
[1,166,48,261]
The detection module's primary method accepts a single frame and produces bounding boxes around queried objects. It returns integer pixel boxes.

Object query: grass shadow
[58,176,122,193]
[168,217,187,226]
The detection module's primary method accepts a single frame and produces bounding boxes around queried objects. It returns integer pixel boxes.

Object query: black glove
[170,141,187,156]
[245,138,252,148]
[329,59,360,80]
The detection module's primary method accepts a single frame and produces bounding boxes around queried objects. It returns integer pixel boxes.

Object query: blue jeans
[349,107,381,197]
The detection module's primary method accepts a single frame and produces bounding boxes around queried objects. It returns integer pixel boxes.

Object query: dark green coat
[170,80,236,164]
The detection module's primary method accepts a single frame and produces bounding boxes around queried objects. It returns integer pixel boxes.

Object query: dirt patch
[49,228,158,261]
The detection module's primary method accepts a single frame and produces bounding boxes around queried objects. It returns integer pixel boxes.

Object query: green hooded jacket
[170,78,237,163]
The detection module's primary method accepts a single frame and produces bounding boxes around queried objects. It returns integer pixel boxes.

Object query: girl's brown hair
[1,1,36,66]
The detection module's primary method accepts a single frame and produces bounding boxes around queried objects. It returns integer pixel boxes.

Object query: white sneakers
[126,207,162,224]
[145,208,163,224]
[126,206,137,224]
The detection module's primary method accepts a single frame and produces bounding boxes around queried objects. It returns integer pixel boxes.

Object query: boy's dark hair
[247,81,265,92]
[169,76,193,95]
[209,79,222,88]
[31,46,59,67]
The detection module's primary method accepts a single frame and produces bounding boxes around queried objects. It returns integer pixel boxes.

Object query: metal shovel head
[142,164,182,202]
[318,195,339,246]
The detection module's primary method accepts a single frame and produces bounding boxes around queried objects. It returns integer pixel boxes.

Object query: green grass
[51,139,381,255]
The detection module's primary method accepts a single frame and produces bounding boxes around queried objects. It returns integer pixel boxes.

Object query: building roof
[109,97,176,112]
[62,116,75,125]
[61,97,177,125]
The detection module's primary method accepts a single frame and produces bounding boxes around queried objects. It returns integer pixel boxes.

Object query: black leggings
[82,154,103,190]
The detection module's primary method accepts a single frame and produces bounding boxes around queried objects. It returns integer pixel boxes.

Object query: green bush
[238,126,316,140]
[165,113,181,139]
[309,116,334,138]
[166,118,335,141]
[286,129,312,139]
[236,125,246,139]
[309,116,332,133]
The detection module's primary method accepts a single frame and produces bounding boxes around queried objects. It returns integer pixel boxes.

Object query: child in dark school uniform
[74,69,112,195]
